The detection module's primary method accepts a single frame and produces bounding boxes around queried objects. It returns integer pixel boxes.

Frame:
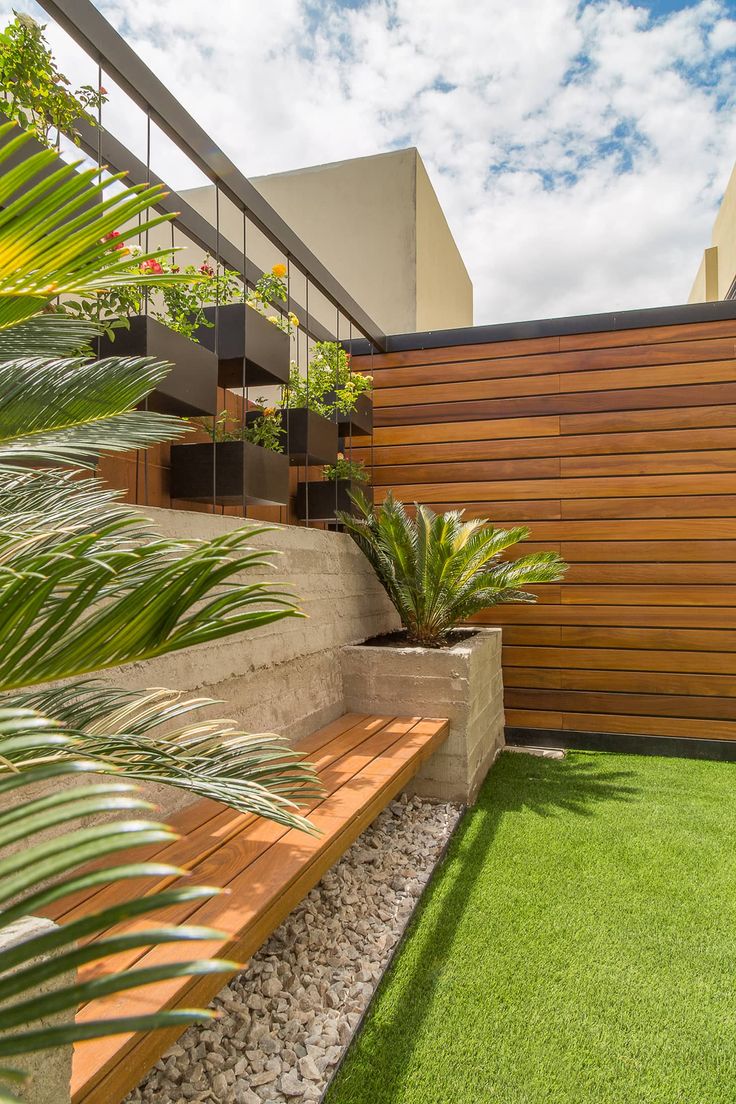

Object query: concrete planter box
[341,628,504,803]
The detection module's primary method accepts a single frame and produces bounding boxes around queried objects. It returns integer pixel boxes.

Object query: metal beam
[75,119,335,345]
[36,0,386,351]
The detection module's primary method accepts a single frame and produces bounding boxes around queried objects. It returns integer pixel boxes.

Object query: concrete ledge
[0,916,74,1104]
[341,628,505,803]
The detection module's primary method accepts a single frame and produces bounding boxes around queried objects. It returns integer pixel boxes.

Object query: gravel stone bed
[126,793,461,1104]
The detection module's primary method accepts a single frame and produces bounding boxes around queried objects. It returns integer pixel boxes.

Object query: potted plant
[0,13,106,211]
[284,341,373,438]
[195,264,298,389]
[274,340,371,466]
[72,249,245,417]
[170,403,289,506]
[296,455,372,520]
[318,341,373,436]
[338,493,567,803]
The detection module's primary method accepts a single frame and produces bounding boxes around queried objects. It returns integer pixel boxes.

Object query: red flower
[140,258,163,274]
[101,230,127,252]
[199,262,215,277]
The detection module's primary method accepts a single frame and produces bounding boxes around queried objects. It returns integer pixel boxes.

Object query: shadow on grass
[326,751,640,1104]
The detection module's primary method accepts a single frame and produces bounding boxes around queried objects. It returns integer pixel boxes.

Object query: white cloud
[6,0,736,327]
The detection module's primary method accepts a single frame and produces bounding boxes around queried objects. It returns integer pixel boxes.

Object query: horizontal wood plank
[70,714,449,1104]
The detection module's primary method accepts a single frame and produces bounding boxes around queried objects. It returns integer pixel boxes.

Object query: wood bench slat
[66,713,449,1104]
[46,713,389,926]
[73,716,414,983]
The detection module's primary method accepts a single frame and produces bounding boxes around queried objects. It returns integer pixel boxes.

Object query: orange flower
[271,263,287,278]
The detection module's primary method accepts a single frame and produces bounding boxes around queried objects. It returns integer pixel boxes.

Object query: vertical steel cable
[370,340,375,493]
[348,319,354,521]
[284,255,292,527]
[304,277,310,529]
[142,107,151,508]
[212,183,220,514]
[335,305,340,528]
[241,208,248,524]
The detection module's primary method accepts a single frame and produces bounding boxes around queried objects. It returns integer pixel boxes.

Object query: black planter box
[169,441,289,506]
[246,407,337,466]
[296,480,372,521]
[97,316,218,417]
[196,304,290,389]
[325,391,373,437]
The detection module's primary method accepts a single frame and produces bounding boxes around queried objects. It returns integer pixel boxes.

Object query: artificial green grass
[326,750,736,1104]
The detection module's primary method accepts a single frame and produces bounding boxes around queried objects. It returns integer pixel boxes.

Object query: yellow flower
[268,315,278,324]
[289,312,300,327]
[271,263,287,278]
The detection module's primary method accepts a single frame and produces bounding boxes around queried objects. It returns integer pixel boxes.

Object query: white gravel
[126,793,461,1104]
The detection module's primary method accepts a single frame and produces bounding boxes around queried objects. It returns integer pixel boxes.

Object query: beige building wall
[689,161,736,303]
[414,155,473,332]
[182,147,472,336]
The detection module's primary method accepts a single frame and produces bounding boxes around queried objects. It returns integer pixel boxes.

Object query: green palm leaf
[8,683,320,831]
[0,356,189,468]
[0,707,239,1101]
[0,123,198,330]
[0,97,323,1097]
[0,314,100,360]
[339,491,567,645]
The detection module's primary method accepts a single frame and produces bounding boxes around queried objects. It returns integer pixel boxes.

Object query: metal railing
[22,0,379,529]
[36,0,386,352]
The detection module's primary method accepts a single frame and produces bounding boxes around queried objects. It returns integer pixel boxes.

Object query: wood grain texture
[69,713,449,1104]
[354,315,736,742]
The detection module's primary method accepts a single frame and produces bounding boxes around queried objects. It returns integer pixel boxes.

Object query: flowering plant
[68,250,297,344]
[323,455,368,483]
[282,341,372,417]
[188,402,285,453]
[246,264,299,335]
[0,13,107,147]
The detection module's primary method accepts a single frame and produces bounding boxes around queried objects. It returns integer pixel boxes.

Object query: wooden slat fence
[351,315,736,745]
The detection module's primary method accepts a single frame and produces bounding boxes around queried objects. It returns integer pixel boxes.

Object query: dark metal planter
[246,408,337,467]
[169,440,289,506]
[296,480,372,521]
[97,316,218,417]
[196,304,290,389]
[324,391,373,437]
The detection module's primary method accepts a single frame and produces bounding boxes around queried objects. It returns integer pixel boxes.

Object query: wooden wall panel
[354,316,736,745]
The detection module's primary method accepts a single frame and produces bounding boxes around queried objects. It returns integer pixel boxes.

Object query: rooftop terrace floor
[327,749,736,1103]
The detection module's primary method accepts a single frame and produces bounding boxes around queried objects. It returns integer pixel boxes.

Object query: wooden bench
[41,712,449,1104]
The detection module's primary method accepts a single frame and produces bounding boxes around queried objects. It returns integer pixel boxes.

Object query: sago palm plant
[339,491,567,647]
[0,125,318,1099]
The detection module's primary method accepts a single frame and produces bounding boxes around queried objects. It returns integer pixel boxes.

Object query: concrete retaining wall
[0,916,75,1104]
[98,509,400,815]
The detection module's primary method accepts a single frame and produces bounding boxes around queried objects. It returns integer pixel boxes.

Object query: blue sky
[6,0,736,325]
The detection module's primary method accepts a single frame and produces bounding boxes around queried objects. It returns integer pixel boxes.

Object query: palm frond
[0,314,101,360]
[0,355,189,468]
[340,491,567,645]
[0,706,239,1100]
[8,684,321,832]
[0,123,200,330]
[0,516,301,689]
